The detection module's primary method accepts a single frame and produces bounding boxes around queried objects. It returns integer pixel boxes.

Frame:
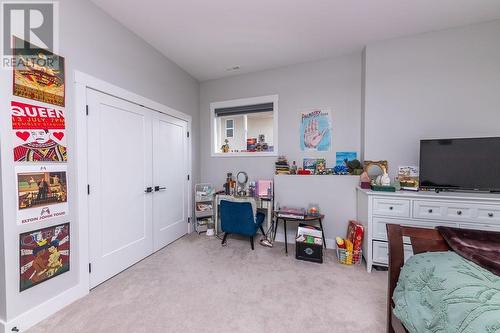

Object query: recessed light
[226,66,240,72]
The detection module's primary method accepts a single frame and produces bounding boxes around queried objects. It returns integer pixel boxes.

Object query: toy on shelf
[221,139,230,153]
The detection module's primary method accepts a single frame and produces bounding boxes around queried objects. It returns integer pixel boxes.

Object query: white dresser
[356,187,500,272]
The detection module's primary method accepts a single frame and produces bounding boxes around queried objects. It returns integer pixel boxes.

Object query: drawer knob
[428,209,433,213]
[488,213,494,217]
[389,206,394,210]
[457,210,462,216]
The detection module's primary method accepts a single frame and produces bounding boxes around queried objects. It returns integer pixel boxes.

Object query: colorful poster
[16,165,68,224]
[336,152,357,166]
[13,37,65,107]
[20,223,70,292]
[300,108,332,151]
[12,100,67,162]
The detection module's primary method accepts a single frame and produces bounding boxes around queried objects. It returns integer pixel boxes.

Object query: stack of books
[276,207,305,219]
[275,156,290,174]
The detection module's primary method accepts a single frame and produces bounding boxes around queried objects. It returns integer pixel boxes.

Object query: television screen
[419,137,500,192]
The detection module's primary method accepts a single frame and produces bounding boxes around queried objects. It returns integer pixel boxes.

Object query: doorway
[86,88,189,288]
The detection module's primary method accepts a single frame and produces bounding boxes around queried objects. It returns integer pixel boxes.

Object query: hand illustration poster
[12,100,67,162]
[16,165,68,224]
[20,223,70,292]
[13,37,65,107]
[300,108,332,151]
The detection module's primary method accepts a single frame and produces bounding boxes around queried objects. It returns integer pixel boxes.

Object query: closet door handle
[145,187,153,193]
[155,186,166,192]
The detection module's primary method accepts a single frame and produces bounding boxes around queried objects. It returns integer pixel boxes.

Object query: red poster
[11,100,67,162]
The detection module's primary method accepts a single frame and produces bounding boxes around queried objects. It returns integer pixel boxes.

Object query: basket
[336,247,362,265]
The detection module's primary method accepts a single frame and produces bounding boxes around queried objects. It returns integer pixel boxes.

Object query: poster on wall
[20,223,70,292]
[16,165,68,224]
[300,108,332,151]
[336,152,357,166]
[13,37,65,107]
[12,100,67,162]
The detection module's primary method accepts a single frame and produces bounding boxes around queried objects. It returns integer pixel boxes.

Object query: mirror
[364,161,388,179]
[237,171,248,186]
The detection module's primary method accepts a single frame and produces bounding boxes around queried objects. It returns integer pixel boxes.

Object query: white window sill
[211,152,278,158]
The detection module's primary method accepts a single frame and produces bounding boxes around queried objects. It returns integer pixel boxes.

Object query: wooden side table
[273,213,326,255]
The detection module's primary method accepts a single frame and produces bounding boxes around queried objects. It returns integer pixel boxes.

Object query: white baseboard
[2,284,88,333]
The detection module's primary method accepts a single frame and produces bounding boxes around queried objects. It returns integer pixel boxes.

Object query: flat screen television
[419,137,500,192]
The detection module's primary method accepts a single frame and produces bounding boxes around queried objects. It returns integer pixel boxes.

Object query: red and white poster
[11,100,67,162]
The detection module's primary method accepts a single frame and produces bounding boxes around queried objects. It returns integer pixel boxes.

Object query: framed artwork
[11,100,67,162]
[20,223,70,292]
[303,158,318,171]
[13,37,65,107]
[300,108,332,151]
[336,152,357,166]
[16,165,68,224]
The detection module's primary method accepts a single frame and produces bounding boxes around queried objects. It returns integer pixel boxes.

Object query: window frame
[225,119,234,138]
[210,95,279,157]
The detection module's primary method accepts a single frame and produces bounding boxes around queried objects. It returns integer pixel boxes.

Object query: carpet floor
[28,233,387,333]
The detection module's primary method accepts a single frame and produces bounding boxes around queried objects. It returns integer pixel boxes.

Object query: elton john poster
[20,223,70,292]
[12,100,67,162]
[16,165,68,224]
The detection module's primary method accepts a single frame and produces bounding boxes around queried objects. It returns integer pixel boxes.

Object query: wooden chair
[386,224,451,333]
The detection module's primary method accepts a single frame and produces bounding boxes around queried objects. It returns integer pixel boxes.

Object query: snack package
[336,237,345,249]
[347,220,364,253]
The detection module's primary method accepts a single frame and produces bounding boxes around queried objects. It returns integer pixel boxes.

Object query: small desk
[214,194,273,236]
[273,214,326,255]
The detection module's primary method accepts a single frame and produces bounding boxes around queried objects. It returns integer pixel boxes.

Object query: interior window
[211,95,278,156]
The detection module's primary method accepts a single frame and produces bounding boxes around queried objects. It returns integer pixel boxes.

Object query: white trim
[210,94,279,157]
[74,71,193,289]
[0,284,88,333]
[74,71,192,123]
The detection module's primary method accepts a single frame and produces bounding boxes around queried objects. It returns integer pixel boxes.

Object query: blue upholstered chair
[220,200,266,250]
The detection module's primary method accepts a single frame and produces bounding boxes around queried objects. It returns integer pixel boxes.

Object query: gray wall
[200,53,363,187]
[0,0,199,323]
[364,20,500,179]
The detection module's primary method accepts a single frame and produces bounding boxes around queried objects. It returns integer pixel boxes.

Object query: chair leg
[250,236,254,250]
[221,233,229,246]
[259,225,266,237]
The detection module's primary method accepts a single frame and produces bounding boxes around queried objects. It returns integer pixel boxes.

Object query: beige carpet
[29,233,387,333]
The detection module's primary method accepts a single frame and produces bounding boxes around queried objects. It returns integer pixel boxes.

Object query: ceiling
[90,0,500,81]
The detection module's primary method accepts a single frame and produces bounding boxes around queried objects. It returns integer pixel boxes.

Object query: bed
[386,224,500,333]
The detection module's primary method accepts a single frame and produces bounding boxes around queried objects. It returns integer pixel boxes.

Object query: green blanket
[393,251,500,333]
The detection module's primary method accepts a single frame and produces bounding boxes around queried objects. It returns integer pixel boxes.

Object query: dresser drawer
[372,240,413,265]
[372,217,456,243]
[373,198,410,218]
[413,200,473,221]
[476,206,500,225]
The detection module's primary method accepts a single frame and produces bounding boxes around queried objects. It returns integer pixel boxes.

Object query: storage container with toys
[336,220,364,265]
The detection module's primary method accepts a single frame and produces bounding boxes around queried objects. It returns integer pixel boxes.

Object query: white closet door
[152,112,188,251]
[87,89,153,288]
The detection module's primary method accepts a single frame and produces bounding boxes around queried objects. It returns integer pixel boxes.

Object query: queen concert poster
[20,223,70,292]
[16,165,68,224]
[13,37,65,107]
[12,100,67,162]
